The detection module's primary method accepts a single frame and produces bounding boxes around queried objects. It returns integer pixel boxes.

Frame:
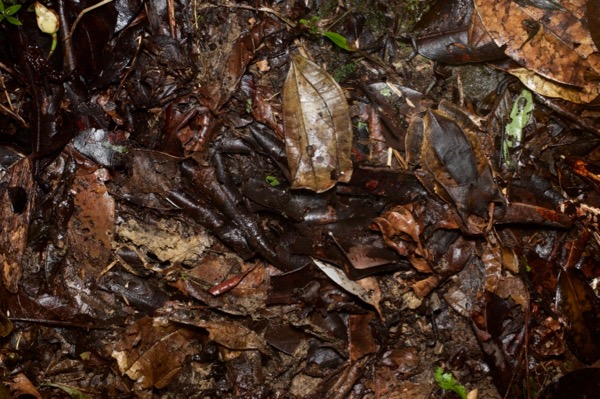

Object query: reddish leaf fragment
[209,264,257,296]
[348,313,379,361]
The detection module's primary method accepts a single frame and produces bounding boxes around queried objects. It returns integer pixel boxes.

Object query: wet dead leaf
[112,317,198,389]
[348,313,379,361]
[509,67,600,103]
[555,268,600,364]
[173,318,270,355]
[312,258,383,318]
[412,101,502,232]
[283,53,353,192]
[67,166,115,269]
[7,373,42,399]
[474,0,600,102]
[0,158,34,293]
[588,0,600,50]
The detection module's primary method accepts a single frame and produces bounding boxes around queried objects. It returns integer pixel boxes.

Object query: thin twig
[64,0,115,42]
[195,2,296,28]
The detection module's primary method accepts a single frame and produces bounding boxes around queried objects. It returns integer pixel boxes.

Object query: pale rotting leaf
[555,268,600,364]
[283,53,353,193]
[510,67,600,104]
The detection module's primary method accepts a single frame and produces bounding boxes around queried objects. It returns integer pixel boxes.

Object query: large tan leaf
[474,0,600,101]
[510,67,600,103]
[283,54,353,193]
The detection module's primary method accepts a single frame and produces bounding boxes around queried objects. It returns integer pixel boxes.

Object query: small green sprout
[266,175,280,187]
[0,0,22,26]
[245,98,253,114]
[299,16,351,51]
[34,1,59,59]
[435,367,467,399]
[41,382,90,399]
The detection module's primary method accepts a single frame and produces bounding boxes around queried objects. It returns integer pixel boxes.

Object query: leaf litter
[0,0,599,398]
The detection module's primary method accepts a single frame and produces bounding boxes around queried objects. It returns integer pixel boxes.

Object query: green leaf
[0,15,5,23]
[435,367,467,399]
[323,31,351,51]
[41,382,90,399]
[5,4,21,15]
[265,175,280,187]
[0,1,5,14]
[5,15,21,25]
[503,89,533,167]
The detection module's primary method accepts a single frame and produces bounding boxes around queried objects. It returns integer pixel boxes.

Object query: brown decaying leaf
[409,101,501,232]
[7,373,42,399]
[173,318,270,355]
[348,313,379,362]
[509,67,600,104]
[474,0,598,87]
[588,0,600,50]
[555,268,600,364]
[283,53,353,193]
[0,158,34,293]
[67,166,115,267]
[112,317,198,389]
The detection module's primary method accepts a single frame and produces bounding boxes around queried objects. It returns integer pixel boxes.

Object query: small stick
[64,0,114,42]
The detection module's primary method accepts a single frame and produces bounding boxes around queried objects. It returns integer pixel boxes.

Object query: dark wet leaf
[539,368,600,398]
[471,292,526,398]
[0,310,12,337]
[555,268,600,364]
[265,323,310,355]
[69,1,117,81]
[410,101,502,232]
[113,0,143,32]
[588,0,600,50]
[283,53,353,192]
[412,0,504,64]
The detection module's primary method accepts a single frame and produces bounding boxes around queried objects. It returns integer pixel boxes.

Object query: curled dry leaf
[283,53,353,193]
